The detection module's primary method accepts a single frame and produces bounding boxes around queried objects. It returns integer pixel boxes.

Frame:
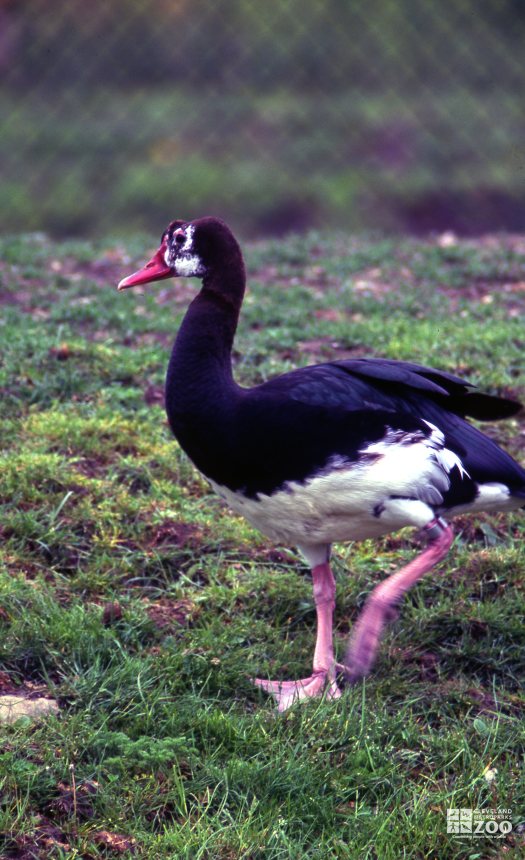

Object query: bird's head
[117,217,241,291]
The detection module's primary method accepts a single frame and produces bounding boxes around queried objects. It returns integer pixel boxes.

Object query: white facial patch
[167,224,206,278]
[180,224,195,253]
[174,255,206,277]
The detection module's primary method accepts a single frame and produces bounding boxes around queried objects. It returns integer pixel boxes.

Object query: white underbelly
[205,418,523,551]
[208,473,522,549]
[208,472,435,546]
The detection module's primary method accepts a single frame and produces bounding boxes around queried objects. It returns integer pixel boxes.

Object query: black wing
[250,357,525,496]
[278,357,521,420]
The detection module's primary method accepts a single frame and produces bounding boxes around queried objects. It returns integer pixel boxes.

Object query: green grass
[2,87,525,236]
[0,229,524,858]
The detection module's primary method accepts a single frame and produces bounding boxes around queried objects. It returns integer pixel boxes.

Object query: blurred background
[1,0,524,239]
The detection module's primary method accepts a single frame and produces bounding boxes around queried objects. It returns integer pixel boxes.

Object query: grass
[0,227,524,858]
[2,86,525,237]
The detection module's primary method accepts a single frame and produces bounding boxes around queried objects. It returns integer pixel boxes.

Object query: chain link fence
[1,0,525,237]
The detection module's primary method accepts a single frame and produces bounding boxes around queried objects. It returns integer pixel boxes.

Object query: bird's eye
[174,232,186,245]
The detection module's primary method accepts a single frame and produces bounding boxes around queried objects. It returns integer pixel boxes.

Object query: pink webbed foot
[253,559,341,711]
[253,672,342,712]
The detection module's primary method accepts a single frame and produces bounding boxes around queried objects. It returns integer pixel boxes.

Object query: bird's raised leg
[345,518,454,683]
[254,561,342,711]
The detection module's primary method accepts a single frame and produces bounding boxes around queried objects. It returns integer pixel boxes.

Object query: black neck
[165,260,246,430]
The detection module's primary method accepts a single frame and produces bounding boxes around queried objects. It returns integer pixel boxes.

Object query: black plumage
[164,350,525,503]
[118,216,525,709]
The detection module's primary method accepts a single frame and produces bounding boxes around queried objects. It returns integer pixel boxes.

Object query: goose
[118,216,525,711]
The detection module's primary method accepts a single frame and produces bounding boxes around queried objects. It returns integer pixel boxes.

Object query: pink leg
[253,561,342,711]
[345,518,454,683]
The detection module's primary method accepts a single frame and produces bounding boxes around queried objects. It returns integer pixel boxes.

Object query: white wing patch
[204,423,522,557]
[358,421,469,507]
[206,422,470,549]
[422,420,470,479]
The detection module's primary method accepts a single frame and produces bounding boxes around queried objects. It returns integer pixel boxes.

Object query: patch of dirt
[253,264,339,292]
[2,820,72,859]
[0,675,52,699]
[0,284,42,313]
[51,779,99,821]
[466,619,491,640]
[144,597,198,631]
[0,288,27,307]
[352,267,407,298]
[432,677,524,718]
[0,670,15,692]
[452,514,505,545]
[147,520,208,551]
[155,281,197,306]
[55,248,132,289]
[257,547,293,565]
[396,648,442,682]
[122,331,172,348]
[1,817,137,858]
[102,602,124,626]
[462,685,524,717]
[381,533,413,552]
[70,456,110,478]
[2,557,45,581]
[92,830,137,854]
[119,278,198,308]
[144,383,165,406]
[313,308,345,322]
